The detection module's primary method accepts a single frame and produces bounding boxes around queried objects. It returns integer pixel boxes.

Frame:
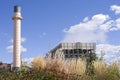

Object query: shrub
[106,63,120,80]
[0,57,120,80]
[32,57,45,70]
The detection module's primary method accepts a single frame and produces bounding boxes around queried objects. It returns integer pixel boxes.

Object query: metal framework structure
[46,42,96,59]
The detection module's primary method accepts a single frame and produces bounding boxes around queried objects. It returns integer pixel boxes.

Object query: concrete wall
[47,42,96,59]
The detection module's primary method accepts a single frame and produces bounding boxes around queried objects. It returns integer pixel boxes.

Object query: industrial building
[46,42,96,59]
[0,62,11,71]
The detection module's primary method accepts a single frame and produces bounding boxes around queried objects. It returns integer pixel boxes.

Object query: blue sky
[0,0,120,63]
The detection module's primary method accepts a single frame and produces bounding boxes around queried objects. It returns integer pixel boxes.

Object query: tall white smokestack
[12,5,22,70]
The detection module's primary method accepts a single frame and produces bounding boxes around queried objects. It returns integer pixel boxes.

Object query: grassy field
[32,57,120,80]
[0,57,120,80]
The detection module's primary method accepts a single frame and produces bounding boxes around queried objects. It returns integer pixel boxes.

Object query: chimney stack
[12,5,22,71]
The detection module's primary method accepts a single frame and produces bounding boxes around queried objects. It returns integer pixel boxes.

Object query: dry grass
[67,59,86,75]
[93,61,107,80]
[32,57,45,70]
[45,58,67,73]
[32,57,120,80]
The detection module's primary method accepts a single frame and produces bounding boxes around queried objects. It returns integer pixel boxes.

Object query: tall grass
[93,61,107,80]
[32,57,45,70]
[67,59,86,75]
[0,57,119,80]
[32,57,120,80]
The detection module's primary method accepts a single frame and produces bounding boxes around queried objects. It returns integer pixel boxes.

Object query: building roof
[48,42,96,53]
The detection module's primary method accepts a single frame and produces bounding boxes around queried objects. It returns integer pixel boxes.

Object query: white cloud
[115,18,120,29]
[21,37,27,43]
[110,5,120,15]
[110,27,118,31]
[63,29,107,43]
[112,56,120,63]
[99,20,114,32]
[9,37,26,43]
[21,45,27,52]
[96,44,120,54]
[6,45,13,53]
[6,37,27,53]
[63,14,110,43]
[83,17,89,22]
[96,44,120,63]
[62,11,120,43]
[6,45,27,53]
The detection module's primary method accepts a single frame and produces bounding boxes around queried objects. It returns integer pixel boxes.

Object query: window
[74,49,77,54]
[65,50,68,54]
[79,49,82,53]
[70,50,73,54]
[65,55,69,58]
[75,55,78,58]
[70,55,73,58]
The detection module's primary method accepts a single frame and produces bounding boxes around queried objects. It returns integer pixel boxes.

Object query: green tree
[85,52,97,78]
